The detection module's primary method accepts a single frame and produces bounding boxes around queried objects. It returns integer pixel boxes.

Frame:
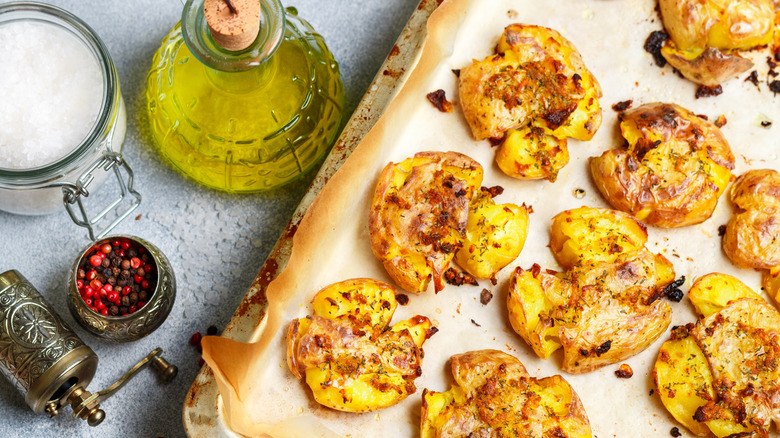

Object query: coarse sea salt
[0,21,102,169]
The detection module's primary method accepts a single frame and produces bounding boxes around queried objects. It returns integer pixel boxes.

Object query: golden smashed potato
[658,0,776,85]
[550,207,648,269]
[723,169,780,270]
[454,189,529,280]
[507,207,675,373]
[654,333,715,436]
[495,125,569,182]
[370,151,528,292]
[420,350,592,438]
[591,102,735,228]
[654,274,780,437]
[763,265,780,304]
[687,272,763,317]
[459,23,601,181]
[369,151,482,293]
[287,278,436,412]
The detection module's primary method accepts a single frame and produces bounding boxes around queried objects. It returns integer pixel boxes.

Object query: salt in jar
[0,2,138,239]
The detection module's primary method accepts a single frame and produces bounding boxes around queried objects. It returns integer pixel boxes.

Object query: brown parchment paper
[201,0,780,436]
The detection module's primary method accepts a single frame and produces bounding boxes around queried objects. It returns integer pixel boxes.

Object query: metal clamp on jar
[0,2,139,240]
[0,270,177,426]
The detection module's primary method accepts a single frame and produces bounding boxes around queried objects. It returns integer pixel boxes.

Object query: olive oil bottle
[147,0,343,192]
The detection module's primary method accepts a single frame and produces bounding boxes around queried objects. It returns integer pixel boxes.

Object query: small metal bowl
[68,235,175,342]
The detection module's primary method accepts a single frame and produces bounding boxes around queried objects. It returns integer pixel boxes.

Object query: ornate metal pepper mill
[0,270,178,426]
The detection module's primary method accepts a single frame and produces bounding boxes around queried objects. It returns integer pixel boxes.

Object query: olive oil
[146,2,343,192]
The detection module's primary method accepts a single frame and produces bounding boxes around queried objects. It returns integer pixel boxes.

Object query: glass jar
[146,0,344,192]
[0,2,138,239]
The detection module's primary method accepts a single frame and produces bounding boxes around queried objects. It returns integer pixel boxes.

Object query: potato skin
[661,46,754,87]
[658,0,774,85]
[722,169,780,270]
[287,278,435,412]
[369,151,483,293]
[762,265,780,304]
[590,102,734,228]
[659,0,775,54]
[420,350,591,438]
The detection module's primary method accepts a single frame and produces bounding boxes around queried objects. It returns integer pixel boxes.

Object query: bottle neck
[181,0,285,72]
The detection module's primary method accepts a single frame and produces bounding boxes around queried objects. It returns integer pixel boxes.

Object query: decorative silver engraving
[0,276,84,394]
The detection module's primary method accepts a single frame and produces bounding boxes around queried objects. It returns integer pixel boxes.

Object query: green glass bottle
[146,0,344,192]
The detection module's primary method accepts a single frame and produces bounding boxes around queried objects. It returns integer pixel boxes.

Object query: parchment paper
[201,0,780,436]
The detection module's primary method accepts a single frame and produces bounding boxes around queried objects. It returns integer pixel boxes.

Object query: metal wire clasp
[61,151,142,241]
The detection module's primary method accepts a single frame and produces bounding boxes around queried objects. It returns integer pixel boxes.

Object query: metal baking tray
[182,1,439,435]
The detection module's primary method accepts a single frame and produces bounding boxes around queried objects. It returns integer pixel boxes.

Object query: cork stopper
[204,0,261,51]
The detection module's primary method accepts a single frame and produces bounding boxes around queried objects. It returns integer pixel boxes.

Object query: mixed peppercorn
[76,238,157,317]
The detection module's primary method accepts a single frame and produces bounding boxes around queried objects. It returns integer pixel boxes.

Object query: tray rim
[181,1,440,435]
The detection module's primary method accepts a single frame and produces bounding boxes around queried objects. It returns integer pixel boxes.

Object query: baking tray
[185,0,780,435]
[182,1,439,435]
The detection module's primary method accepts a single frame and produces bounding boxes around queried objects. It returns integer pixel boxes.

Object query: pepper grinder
[0,270,177,426]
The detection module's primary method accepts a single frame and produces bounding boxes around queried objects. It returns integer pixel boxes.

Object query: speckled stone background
[0,0,418,436]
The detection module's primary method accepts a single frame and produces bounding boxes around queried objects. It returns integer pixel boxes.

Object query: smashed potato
[661,46,754,87]
[654,274,780,437]
[287,278,436,412]
[420,350,591,438]
[550,206,648,269]
[723,169,780,270]
[763,265,780,304]
[458,23,601,181]
[658,0,776,85]
[369,151,482,293]
[495,125,569,182]
[370,151,528,292]
[591,102,734,228]
[454,188,529,280]
[507,207,675,373]
[687,272,762,317]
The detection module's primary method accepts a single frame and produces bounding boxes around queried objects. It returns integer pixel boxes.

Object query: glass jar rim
[181,0,286,72]
[0,2,118,186]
